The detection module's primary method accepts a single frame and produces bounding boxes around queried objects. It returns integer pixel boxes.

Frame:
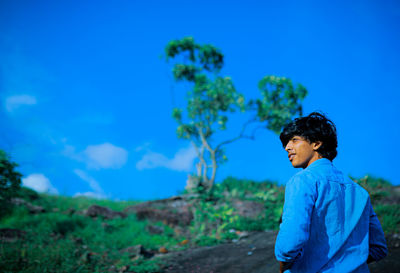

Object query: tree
[0,149,22,217]
[165,37,307,192]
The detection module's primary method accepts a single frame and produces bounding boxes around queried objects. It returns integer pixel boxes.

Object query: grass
[374,204,400,234]
[1,175,399,272]
[186,177,284,245]
[0,193,179,273]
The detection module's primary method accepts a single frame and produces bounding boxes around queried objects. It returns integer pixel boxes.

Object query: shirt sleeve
[275,172,317,262]
[368,200,388,261]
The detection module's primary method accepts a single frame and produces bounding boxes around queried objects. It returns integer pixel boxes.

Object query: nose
[285,141,292,152]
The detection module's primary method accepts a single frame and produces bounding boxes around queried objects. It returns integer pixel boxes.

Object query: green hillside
[1,176,399,273]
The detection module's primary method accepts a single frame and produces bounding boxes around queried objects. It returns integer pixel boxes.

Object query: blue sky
[1,0,399,200]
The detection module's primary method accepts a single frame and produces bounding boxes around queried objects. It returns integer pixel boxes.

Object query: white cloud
[169,146,198,170]
[135,142,152,152]
[73,169,105,196]
[136,152,169,170]
[84,143,128,169]
[5,94,37,112]
[136,145,196,172]
[63,142,128,170]
[73,191,106,199]
[22,173,59,194]
[62,144,82,162]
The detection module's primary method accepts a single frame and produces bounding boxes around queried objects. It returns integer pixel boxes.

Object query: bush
[0,195,180,273]
[374,204,400,234]
[17,186,39,201]
[216,176,278,200]
[0,149,22,218]
[352,175,392,204]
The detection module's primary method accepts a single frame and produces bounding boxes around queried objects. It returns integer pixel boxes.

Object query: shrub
[352,175,392,204]
[0,149,22,218]
[374,204,400,234]
[17,186,39,201]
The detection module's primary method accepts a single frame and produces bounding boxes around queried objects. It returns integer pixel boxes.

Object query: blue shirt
[275,158,387,272]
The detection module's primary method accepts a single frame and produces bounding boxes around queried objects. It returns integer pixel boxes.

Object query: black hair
[280,112,338,161]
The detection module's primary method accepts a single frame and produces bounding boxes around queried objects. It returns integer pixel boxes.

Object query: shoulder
[286,169,319,196]
[288,169,318,187]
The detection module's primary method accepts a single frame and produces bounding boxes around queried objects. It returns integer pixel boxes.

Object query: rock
[102,222,116,232]
[387,233,400,249]
[73,237,84,245]
[231,199,265,218]
[185,175,202,192]
[11,198,46,214]
[162,231,279,273]
[119,245,154,259]
[85,205,127,220]
[147,224,164,234]
[161,230,396,273]
[135,207,192,226]
[118,265,129,273]
[368,240,400,273]
[79,251,100,264]
[125,196,190,212]
[159,246,168,254]
[17,187,40,200]
[237,231,250,240]
[172,226,192,240]
[10,197,28,206]
[64,208,76,215]
[124,196,193,226]
[0,228,26,243]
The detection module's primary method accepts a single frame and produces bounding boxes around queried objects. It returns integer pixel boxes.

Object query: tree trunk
[207,150,217,191]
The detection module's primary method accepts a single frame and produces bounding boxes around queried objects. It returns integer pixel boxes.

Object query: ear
[312,141,322,151]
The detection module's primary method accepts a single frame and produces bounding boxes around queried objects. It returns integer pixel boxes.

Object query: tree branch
[215,117,258,151]
[191,140,201,158]
[196,124,219,185]
[196,124,214,154]
[191,141,206,177]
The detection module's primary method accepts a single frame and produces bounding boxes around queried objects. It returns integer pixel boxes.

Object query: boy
[275,112,387,272]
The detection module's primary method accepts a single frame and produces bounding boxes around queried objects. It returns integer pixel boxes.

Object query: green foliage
[31,194,139,212]
[186,177,285,247]
[195,235,220,247]
[54,217,87,236]
[1,175,397,272]
[165,37,307,191]
[255,75,307,133]
[166,37,245,189]
[0,149,22,218]
[226,217,267,231]
[218,177,284,230]
[352,175,392,204]
[352,175,400,234]
[165,37,223,73]
[0,195,180,273]
[216,176,282,200]
[353,174,392,189]
[17,186,39,201]
[374,204,400,234]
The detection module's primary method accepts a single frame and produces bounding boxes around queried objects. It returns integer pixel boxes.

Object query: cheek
[297,144,311,155]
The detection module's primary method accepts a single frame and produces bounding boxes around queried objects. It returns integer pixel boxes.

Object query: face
[285,136,322,169]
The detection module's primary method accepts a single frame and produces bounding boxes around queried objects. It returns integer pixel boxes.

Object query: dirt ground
[161,231,400,273]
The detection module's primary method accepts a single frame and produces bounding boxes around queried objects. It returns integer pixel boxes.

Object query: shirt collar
[306,158,332,170]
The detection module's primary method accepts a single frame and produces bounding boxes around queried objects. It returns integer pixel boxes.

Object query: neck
[305,153,322,168]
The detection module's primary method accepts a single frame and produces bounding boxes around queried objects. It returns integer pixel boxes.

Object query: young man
[275,112,387,273]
